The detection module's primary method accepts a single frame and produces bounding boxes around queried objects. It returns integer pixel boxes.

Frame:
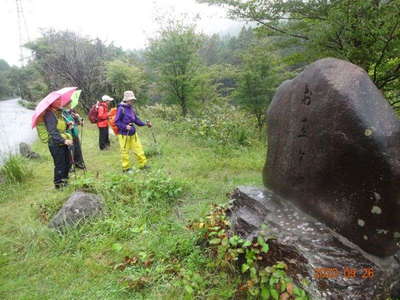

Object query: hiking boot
[55,180,68,190]
[140,165,150,171]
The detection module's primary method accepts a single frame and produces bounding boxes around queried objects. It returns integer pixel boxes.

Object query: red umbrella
[31,87,77,128]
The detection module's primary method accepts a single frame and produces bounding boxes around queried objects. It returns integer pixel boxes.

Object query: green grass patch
[0,106,270,299]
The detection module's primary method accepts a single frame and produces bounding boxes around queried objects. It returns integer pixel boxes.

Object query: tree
[106,60,148,103]
[199,0,400,105]
[7,64,47,102]
[0,59,12,99]
[26,30,122,111]
[234,38,288,132]
[146,20,203,116]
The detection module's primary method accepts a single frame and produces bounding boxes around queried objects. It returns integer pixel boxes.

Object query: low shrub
[142,103,183,122]
[142,103,260,148]
[189,204,310,299]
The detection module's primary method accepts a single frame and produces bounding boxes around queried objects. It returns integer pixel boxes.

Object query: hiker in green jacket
[63,106,85,169]
[44,100,73,189]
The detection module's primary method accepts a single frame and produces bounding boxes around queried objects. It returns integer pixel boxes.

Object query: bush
[18,99,37,110]
[183,104,255,147]
[142,103,259,147]
[0,155,32,184]
[143,103,183,122]
[189,205,310,299]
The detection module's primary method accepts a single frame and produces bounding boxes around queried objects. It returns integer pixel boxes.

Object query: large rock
[19,142,40,159]
[263,58,400,257]
[228,187,400,300]
[49,192,103,231]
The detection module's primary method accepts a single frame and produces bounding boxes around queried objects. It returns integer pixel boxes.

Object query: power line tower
[15,0,30,66]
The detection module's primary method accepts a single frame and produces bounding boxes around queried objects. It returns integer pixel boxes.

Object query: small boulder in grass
[19,142,40,159]
[49,192,103,231]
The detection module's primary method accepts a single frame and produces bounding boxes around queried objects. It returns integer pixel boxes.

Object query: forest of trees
[0,0,399,128]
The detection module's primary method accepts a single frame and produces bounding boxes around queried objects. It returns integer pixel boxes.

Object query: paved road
[0,98,37,163]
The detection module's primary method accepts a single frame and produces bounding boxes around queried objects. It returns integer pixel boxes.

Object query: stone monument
[228,58,400,299]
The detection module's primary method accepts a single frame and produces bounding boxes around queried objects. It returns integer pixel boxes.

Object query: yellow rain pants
[118,133,147,170]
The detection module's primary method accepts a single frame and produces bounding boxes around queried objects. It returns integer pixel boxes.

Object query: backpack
[88,103,99,123]
[36,111,72,144]
[36,115,49,143]
[109,107,125,135]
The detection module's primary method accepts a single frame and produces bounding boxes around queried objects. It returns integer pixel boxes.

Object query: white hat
[123,91,136,101]
[101,95,114,101]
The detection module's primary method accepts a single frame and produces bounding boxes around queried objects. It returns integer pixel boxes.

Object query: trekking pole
[68,145,77,180]
[150,126,157,145]
[123,123,133,149]
[80,118,83,148]
[123,135,129,149]
[79,119,87,174]
[145,119,157,144]
[147,121,160,155]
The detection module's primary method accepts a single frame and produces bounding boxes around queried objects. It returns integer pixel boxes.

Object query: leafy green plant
[138,170,183,203]
[190,204,310,299]
[0,155,32,184]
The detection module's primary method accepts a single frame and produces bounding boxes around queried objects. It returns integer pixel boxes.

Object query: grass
[0,113,265,299]
[0,155,32,184]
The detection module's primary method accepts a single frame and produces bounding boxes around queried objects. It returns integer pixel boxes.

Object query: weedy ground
[0,107,268,299]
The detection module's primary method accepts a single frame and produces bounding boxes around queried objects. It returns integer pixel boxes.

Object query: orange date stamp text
[314,267,374,279]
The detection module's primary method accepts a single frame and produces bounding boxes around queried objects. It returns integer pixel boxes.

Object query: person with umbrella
[115,91,152,173]
[31,87,77,189]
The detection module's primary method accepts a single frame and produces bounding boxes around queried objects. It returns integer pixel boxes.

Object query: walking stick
[150,127,157,144]
[79,119,87,173]
[68,145,77,180]
[79,118,83,148]
[148,125,160,155]
[123,123,133,149]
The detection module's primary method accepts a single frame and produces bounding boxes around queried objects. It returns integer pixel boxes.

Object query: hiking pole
[124,134,129,149]
[150,127,157,145]
[79,119,87,174]
[68,145,77,181]
[145,119,157,144]
[123,123,134,149]
[147,121,160,155]
[80,119,83,148]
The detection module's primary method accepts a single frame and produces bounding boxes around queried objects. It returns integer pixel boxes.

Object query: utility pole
[15,0,31,100]
[15,0,30,67]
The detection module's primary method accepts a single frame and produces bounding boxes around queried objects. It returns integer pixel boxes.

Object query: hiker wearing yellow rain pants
[115,91,152,173]
[118,133,147,170]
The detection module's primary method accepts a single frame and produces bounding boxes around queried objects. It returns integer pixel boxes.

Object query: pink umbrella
[31,87,77,128]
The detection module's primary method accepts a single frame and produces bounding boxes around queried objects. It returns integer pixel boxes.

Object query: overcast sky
[1,0,242,66]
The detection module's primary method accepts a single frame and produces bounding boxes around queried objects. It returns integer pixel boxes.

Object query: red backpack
[88,103,98,123]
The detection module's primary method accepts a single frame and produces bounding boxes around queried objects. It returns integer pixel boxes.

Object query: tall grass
[0,155,32,184]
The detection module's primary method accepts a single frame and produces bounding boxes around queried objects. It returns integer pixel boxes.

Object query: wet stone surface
[49,192,103,231]
[228,186,400,300]
[263,58,400,257]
